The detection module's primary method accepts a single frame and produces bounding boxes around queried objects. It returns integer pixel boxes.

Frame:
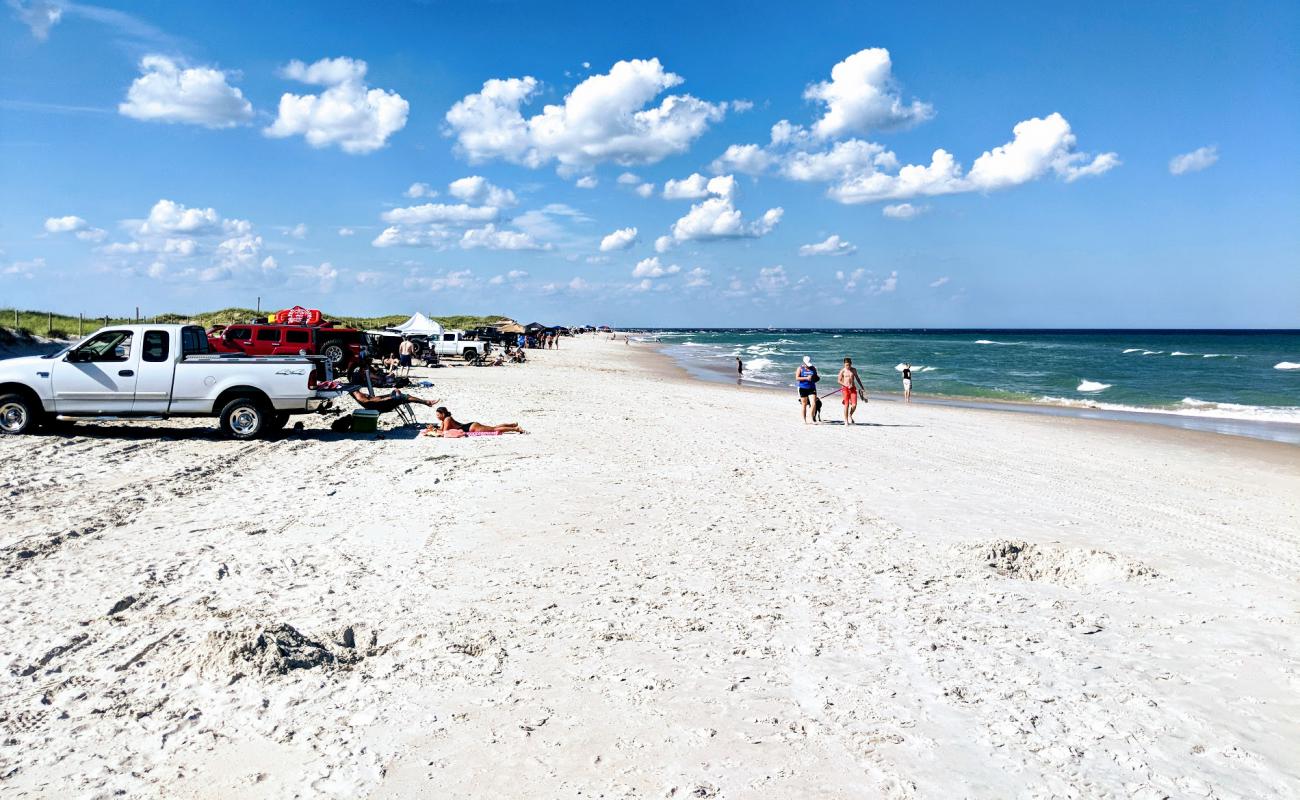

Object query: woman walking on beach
[902,363,913,403]
[796,356,819,423]
[736,356,743,383]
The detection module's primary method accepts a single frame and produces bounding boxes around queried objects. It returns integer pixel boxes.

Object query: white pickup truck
[415,330,488,362]
[0,324,339,439]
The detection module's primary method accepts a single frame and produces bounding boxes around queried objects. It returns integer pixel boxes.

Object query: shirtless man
[837,357,868,425]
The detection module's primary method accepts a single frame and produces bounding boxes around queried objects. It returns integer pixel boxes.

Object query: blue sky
[2,0,1297,327]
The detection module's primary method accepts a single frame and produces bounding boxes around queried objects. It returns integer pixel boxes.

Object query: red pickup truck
[207,323,365,371]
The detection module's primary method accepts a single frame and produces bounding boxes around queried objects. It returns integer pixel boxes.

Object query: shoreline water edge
[638,329,1300,446]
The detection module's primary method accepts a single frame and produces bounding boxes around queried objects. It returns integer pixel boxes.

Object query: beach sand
[1,335,1297,798]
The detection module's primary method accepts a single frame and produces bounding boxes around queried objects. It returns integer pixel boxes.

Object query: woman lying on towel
[350,388,438,414]
[432,406,526,435]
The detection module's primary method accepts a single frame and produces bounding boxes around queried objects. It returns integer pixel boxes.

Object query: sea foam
[1275,362,1300,370]
[1077,380,1112,392]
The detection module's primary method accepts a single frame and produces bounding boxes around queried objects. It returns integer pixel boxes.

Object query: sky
[1,0,1297,327]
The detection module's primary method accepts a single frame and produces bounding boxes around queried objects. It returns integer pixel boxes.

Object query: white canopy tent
[387,312,444,338]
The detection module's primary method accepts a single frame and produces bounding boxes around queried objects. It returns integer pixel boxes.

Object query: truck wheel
[462,348,478,362]
[0,392,40,435]
[219,397,267,440]
[319,340,347,369]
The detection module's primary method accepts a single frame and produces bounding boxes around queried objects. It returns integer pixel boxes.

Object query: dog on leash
[811,393,823,422]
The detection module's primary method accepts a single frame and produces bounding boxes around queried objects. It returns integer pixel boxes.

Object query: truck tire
[0,392,40,435]
[219,397,268,440]
[319,340,347,370]
[462,348,478,362]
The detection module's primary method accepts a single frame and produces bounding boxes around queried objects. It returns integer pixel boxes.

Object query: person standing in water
[795,356,819,423]
[837,357,868,425]
[736,356,744,382]
[902,363,913,403]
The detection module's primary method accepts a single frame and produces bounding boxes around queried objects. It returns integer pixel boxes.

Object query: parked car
[0,324,340,439]
[427,330,489,361]
[207,322,365,371]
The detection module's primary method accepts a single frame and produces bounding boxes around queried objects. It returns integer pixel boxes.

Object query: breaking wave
[1077,380,1112,392]
[1275,362,1300,370]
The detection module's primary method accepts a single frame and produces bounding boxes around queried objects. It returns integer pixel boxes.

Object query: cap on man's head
[802,356,813,366]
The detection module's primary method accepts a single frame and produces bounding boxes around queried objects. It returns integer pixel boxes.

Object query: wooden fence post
[79,313,83,337]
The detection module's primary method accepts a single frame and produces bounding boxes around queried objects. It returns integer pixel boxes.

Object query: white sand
[2,336,1298,798]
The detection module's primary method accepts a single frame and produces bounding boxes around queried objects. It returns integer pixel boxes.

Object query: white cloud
[818,114,1117,203]
[568,276,590,291]
[670,194,782,243]
[731,99,754,113]
[632,256,680,278]
[118,55,253,129]
[1169,145,1218,175]
[288,222,308,239]
[338,227,355,236]
[295,261,339,292]
[662,173,710,199]
[929,276,950,288]
[138,199,220,234]
[380,203,499,226]
[76,227,107,242]
[805,47,933,139]
[654,235,673,253]
[448,175,518,207]
[635,182,655,198]
[8,0,61,40]
[782,139,895,182]
[616,171,642,185]
[600,226,638,251]
[882,202,927,219]
[266,57,408,154]
[756,265,788,293]
[406,269,474,292]
[262,255,278,271]
[44,215,85,233]
[575,175,598,189]
[710,143,773,175]
[445,58,726,171]
[2,256,46,278]
[871,270,898,294]
[459,223,550,251]
[405,182,437,199]
[799,234,856,256]
[489,269,529,285]
[684,267,711,287]
[372,226,453,248]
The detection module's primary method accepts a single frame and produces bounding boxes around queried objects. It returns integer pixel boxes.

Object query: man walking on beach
[902,363,913,403]
[838,358,868,425]
[736,356,743,383]
[796,356,819,423]
[398,337,415,377]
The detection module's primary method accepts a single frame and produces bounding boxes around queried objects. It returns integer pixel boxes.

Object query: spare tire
[319,339,347,369]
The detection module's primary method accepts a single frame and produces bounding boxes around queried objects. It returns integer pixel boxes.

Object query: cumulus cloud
[710,143,773,175]
[118,55,253,129]
[459,224,550,251]
[287,222,308,239]
[667,174,782,244]
[2,256,46,278]
[635,182,655,198]
[631,256,680,278]
[654,235,673,253]
[489,269,529,285]
[380,203,499,226]
[44,215,106,242]
[617,172,642,185]
[805,47,933,139]
[405,182,437,199]
[820,114,1118,203]
[448,175,517,207]
[1169,145,1218,175]
[575,175,598,189]
[799,234,856,256]
[265,56,408,154]
[755,265,789,293]
[8,0,62,40]
[662,173,710,199]
[684,267,711,287]
[137,199,220,235]
[600,226,638,251]
[445,58,726,171]
[882,202,927,219]
[406,269,474,292]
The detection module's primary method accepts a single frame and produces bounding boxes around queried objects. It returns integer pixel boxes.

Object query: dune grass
[0,308,510,340]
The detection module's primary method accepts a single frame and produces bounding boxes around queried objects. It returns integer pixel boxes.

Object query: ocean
[645,329,1300,444]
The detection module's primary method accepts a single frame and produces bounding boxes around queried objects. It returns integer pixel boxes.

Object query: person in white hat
[795,355,820,423]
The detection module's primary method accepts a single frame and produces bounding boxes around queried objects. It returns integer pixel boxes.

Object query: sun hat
[802,356,813,366]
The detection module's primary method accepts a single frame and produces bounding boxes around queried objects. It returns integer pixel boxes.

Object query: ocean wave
[893,363,937,373]
[1202,353,1232,358]
[1141,350,1163,356]
[920,366,937,372]
[744,357,776,372]
[1275,362,1300,370]
[1170,351,1192,356]
[974,339,1018,345]
[1122,348,1143,354]
[1077,380,1112,392]
[1038,396,1300,423]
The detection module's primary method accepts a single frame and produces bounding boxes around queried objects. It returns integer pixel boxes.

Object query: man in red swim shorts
[837,357,868,426]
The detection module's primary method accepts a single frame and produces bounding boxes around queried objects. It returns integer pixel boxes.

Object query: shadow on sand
[36,420,429,443]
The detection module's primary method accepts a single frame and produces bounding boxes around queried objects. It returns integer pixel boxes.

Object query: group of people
[733,354,917,425]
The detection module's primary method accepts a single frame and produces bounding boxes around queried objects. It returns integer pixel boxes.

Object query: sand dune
[2,336,1298,798]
